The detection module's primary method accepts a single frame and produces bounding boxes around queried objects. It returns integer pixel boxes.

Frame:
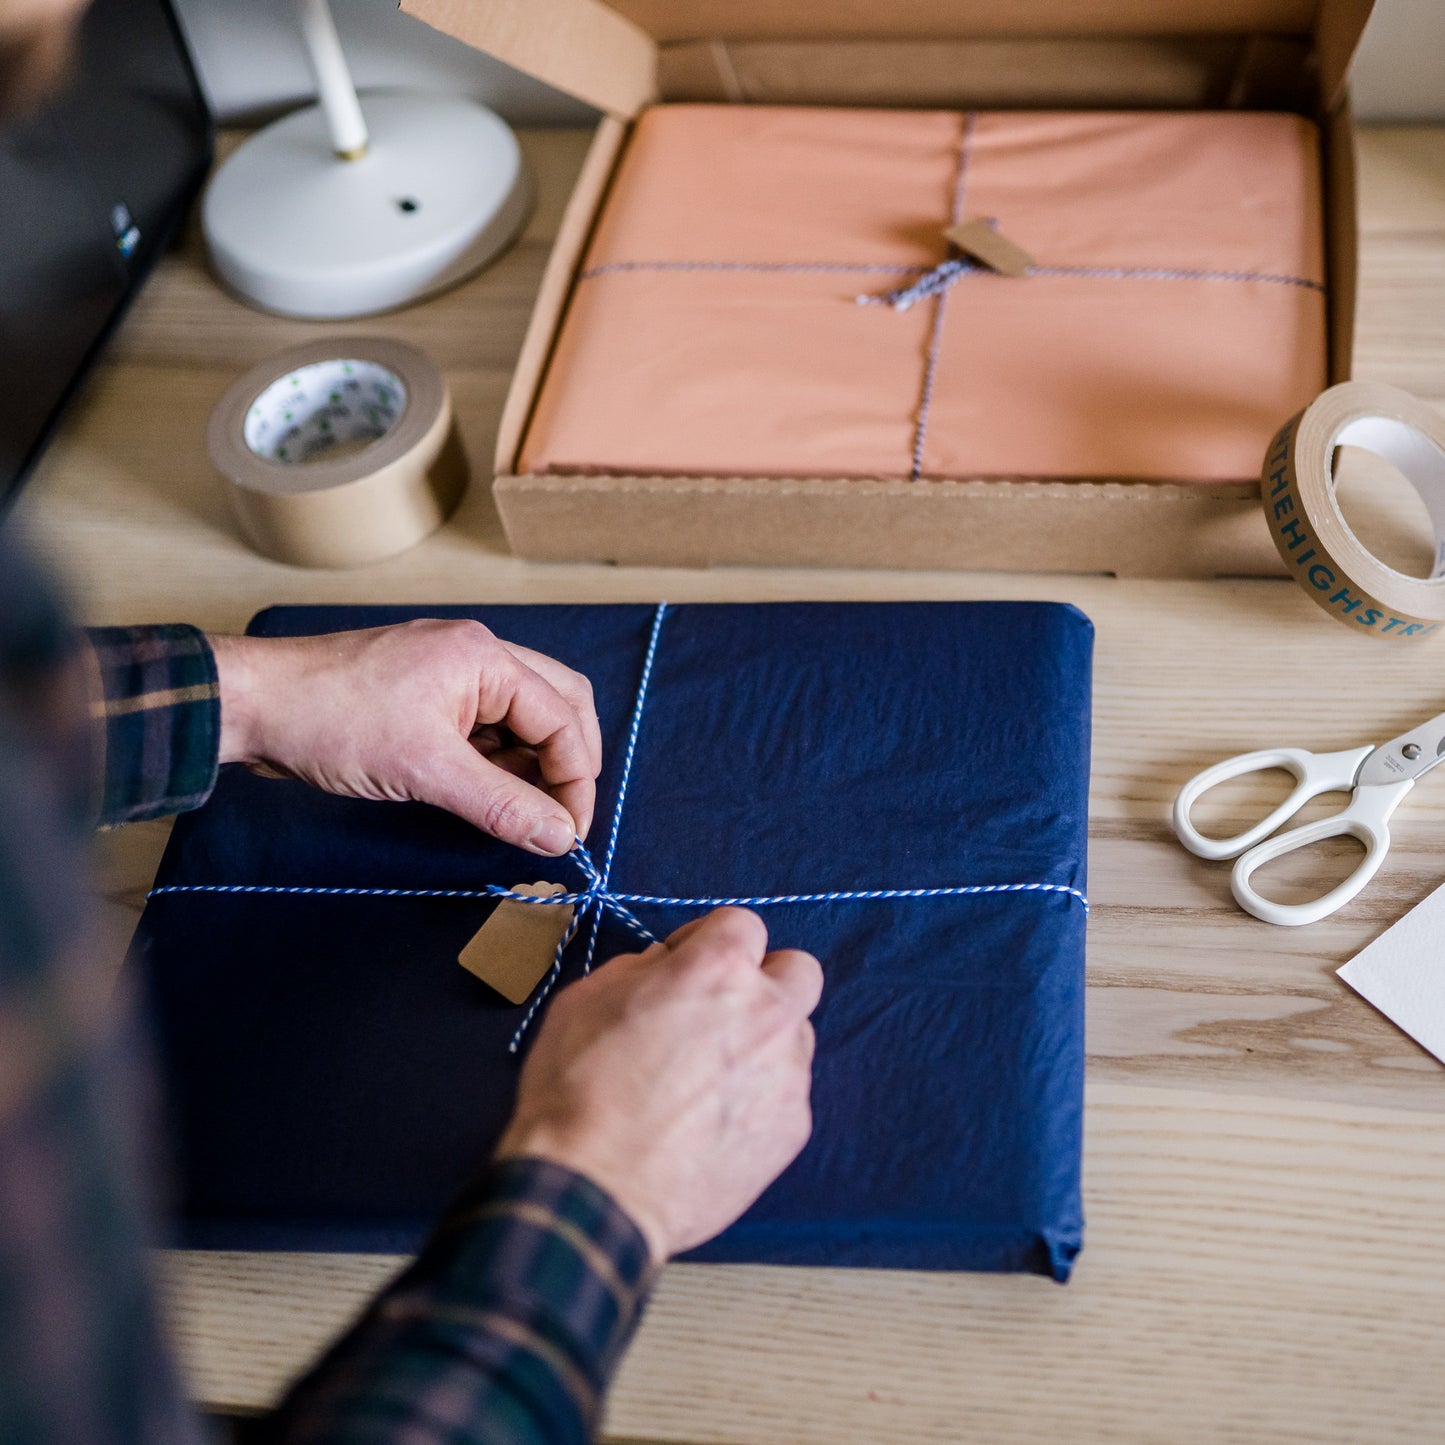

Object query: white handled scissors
[1173,708,1445,926]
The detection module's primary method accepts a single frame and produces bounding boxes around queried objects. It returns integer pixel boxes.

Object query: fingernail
[528,816,576,856]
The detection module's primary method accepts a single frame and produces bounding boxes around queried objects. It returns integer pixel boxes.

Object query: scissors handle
[1230,779,1414,926]
[1173,745,1375,861]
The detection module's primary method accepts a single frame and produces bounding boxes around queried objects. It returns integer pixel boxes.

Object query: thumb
[415,737,578,856]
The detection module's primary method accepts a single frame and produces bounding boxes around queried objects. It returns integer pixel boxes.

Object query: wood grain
[18,125,1445,1440]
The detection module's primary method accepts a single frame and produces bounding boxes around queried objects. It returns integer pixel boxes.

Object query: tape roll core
[208,338,467,568]
[243,359,408,465]
[1263,382,1445,640]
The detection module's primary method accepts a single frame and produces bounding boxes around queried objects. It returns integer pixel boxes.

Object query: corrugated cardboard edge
[1323,95,1359,384]
[400,1,1373,121]
[1317,0,1377,113]
[494,117,630,478]
[660,36,1255,110]
[494,472,1280,579]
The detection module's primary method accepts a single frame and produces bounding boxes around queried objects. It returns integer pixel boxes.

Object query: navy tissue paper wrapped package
[127,601,1092,1279]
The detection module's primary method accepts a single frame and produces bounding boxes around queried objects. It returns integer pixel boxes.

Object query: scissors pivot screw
[1403,743,1423,760]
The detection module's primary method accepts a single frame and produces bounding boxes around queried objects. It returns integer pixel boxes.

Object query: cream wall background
[174,0,1443,126]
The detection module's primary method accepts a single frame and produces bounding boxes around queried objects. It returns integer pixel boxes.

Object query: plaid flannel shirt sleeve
[82,625,221,826]
[262,1156,656,1445]
[1,554,203,1445]
[3,596,655,1443]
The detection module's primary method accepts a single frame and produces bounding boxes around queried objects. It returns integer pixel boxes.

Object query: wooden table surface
[15,125,1445,1443]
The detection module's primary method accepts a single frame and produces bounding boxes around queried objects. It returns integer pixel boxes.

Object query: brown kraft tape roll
[208,338,468,567]
[1263,382,1445,640]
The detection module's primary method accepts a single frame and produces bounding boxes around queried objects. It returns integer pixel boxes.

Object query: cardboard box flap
[1317,0,1376,112]
[403,0,1371,120]
[605,1,1321,41]
[399,0,657,118]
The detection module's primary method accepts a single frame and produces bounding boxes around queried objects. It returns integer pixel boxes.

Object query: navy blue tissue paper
[127,601,1092,1279]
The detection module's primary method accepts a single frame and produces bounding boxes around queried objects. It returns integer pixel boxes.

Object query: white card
[1338,880,1445,1067]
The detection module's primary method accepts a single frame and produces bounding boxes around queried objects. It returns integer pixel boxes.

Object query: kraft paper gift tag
[459,881,575,1004]
[945,217,1035,277]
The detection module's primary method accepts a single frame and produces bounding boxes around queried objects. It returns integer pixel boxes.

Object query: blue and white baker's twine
[576,257,1326,296]
[149,602,1088,1052]
[902,111,978,480]
[862,256,1327,313]
[575,111,1326,481]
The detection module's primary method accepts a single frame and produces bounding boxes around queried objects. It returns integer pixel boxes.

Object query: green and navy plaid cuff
[265,1158,656,1445]
[435,1156,657,1377]
[84,625,220,827]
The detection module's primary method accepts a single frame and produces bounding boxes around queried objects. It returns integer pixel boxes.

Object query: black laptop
[0,0,212,510]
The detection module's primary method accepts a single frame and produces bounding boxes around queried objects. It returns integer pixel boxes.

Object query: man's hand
[496,908,823,1263]
[210,622,601,856]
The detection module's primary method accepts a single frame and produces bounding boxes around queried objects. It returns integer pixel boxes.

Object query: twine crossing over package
[128,601,1092,1278]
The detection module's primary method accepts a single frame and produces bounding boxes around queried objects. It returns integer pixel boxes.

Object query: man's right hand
[495,908,822,1264]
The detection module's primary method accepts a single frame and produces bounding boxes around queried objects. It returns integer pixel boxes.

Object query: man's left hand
[210,621,601,856]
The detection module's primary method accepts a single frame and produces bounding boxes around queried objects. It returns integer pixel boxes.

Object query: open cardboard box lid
[401,0,1374,120]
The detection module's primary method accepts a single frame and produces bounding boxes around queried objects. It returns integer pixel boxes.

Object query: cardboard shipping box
[401,0,1374,578]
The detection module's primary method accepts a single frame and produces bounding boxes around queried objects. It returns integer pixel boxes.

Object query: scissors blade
[1357,708,1445,787]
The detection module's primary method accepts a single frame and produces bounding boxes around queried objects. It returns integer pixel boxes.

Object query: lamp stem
[296,0,368,160]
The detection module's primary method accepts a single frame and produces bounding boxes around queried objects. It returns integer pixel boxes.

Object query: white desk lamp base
[202,92,533,319]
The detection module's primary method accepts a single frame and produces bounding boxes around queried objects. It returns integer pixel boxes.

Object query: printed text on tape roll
[1263,382,1445,639]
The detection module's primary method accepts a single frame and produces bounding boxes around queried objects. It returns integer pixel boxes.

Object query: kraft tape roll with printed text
[1263,382,1445,640]
[208,338,468,568]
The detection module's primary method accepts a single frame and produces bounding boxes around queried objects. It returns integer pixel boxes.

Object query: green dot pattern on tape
[242,358,408,465]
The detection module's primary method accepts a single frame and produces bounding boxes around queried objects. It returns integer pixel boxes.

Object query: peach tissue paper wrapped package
[520,105,1327,489]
